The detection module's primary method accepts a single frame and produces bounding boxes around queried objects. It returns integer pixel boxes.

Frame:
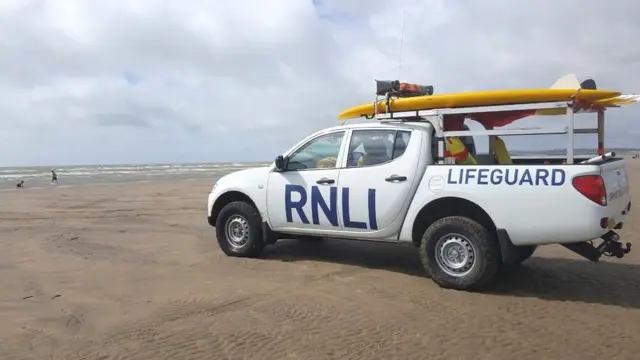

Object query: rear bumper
[600,201,631,233]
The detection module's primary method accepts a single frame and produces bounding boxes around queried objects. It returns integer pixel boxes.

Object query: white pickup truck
[207,100,632,291]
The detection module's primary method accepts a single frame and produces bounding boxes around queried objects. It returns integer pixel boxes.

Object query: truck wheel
[419,216,500,291]
[215,201,265,258]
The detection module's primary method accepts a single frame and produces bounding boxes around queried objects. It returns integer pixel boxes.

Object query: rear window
[431,125,476,161]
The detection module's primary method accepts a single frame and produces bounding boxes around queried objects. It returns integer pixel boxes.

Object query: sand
[1,164,640,360]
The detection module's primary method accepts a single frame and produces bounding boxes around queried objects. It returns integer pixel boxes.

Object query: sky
[0,0,639,166]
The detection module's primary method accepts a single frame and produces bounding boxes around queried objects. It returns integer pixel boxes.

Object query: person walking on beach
[51,170,58,185]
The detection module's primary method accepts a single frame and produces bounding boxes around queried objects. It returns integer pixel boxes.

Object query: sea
[0,162,270,191]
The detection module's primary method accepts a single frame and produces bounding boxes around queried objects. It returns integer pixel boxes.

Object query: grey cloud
[96,114,151,128]
[0,0,639,166]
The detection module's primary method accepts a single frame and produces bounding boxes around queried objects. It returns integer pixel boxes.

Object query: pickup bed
[207,122,632,290]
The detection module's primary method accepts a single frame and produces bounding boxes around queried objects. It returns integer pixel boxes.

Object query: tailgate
[600,159,631,224]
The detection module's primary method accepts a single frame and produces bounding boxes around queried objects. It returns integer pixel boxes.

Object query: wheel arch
[411,196,521,264]
[209,191,259,226]
[411,196,497,246]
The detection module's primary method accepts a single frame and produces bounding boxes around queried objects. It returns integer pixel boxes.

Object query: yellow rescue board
[594,94,640,106]
[338,89,622,120]
[535,94,640,116]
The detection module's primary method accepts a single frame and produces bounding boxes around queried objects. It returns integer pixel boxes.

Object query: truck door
[337,128,419,238]
[266,130,346,232]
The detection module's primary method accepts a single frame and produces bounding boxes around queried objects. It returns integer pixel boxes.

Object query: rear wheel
[419,216,500,291]
[215,201,265,258]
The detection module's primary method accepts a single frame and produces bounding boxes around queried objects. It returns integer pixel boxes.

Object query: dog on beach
[16,180,24,188]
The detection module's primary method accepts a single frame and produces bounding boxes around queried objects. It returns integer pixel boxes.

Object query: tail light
[572,175,607,206]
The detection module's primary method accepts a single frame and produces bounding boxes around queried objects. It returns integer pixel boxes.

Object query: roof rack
[368,87,604,165]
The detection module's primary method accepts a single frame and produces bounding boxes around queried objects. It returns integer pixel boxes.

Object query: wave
[0,162,270,181]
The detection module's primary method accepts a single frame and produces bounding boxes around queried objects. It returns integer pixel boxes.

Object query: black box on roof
[414,85,434,96]
[375,80,400,96]
[375,80,434,97]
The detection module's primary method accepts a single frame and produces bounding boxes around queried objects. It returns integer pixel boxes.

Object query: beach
[1,161,640,360]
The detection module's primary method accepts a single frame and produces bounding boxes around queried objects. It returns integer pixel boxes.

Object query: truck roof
[322,121,432,133]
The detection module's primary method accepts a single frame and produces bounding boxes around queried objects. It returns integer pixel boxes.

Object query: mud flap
[496,229,519,265]
[262,221,280,245]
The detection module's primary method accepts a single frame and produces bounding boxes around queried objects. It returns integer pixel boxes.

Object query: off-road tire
[419,216,500,291]
[215,201,265,258]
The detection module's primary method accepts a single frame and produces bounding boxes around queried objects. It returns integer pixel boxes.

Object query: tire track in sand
[61,291,408,360]
[58,294,273,360]
[55,271,408,360]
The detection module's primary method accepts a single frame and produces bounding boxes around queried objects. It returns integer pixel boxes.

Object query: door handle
[316,178,335,185]
[385,175,407,182]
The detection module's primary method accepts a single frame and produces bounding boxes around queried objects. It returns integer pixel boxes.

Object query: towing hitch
[598,231,632,258]
[562,230,632,262]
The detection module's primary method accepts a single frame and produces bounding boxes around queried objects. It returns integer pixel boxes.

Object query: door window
[286,131,345,171]
[347,129,412,167]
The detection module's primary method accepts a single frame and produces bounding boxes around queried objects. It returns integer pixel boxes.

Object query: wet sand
[1,163,640,360]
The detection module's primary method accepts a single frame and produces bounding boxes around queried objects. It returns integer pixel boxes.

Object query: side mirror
[274,155,286,172]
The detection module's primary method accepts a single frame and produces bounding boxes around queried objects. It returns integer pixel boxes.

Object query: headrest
[363,137,389,155]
